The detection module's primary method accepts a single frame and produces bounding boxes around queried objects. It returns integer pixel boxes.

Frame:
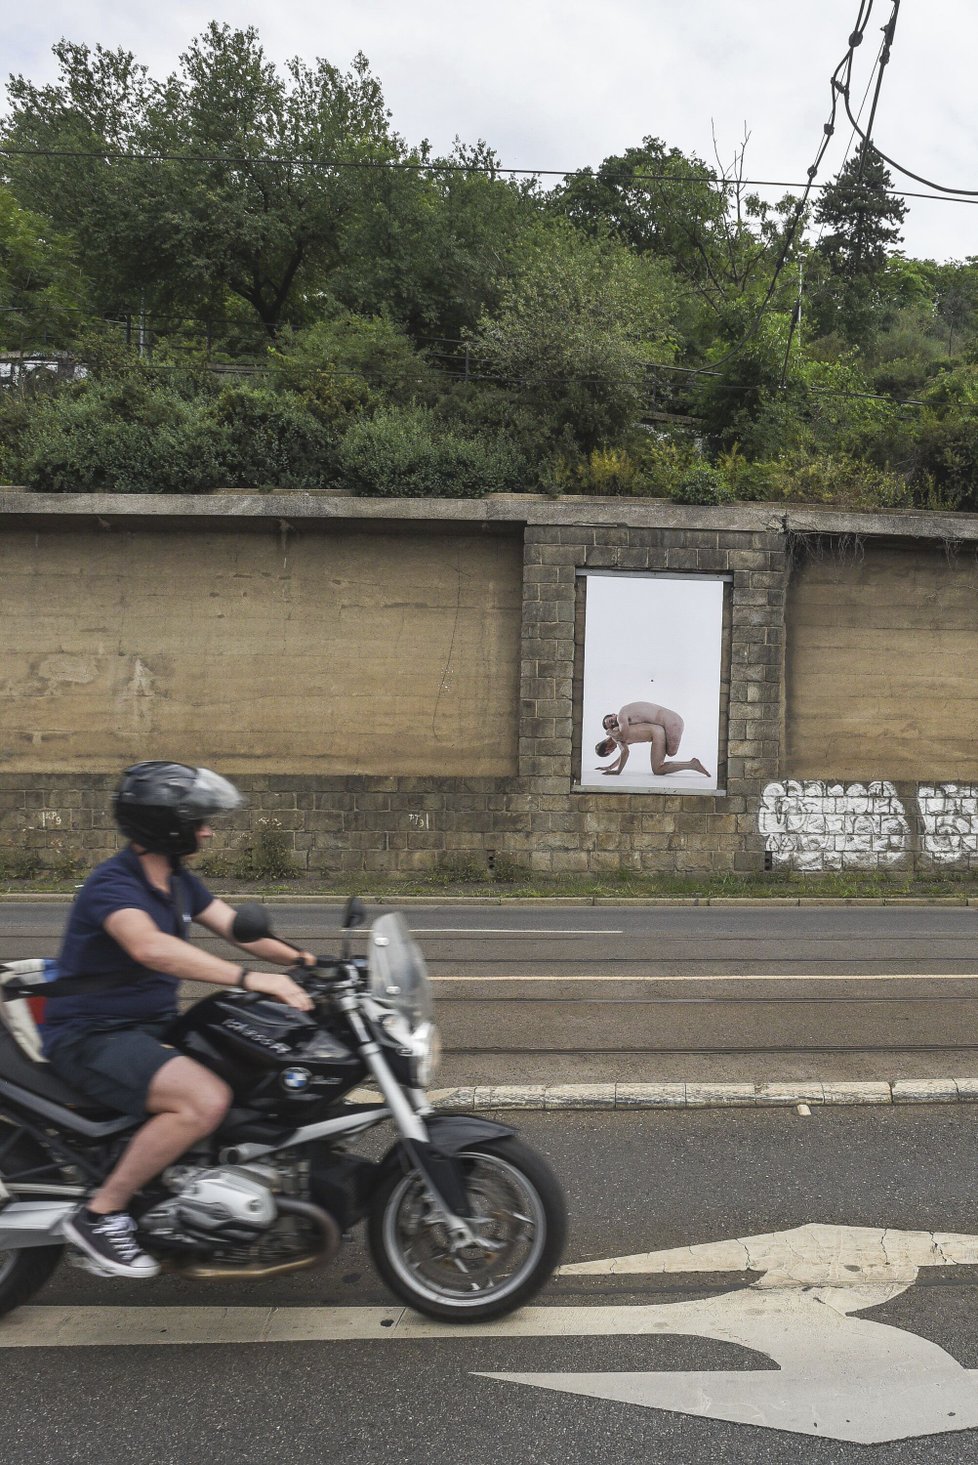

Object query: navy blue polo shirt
[42,846,214,1056]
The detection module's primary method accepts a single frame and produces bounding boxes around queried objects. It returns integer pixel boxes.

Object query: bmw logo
[281,1066,312,1092]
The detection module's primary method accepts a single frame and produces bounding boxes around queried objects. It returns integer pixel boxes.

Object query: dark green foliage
[195,384,335,489]
[814,145,907,280]
[670,465,734,506]
[2,25,977,512]
[336,406,528,497]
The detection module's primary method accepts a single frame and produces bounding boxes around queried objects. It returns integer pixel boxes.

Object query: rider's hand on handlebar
[245,971,314,1011]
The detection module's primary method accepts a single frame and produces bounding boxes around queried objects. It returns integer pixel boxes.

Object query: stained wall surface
[786,541,978,782]
[5,495,978,879]
[0,521,522,776]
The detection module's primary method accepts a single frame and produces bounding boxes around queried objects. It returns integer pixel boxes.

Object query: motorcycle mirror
[232,902,273,944]
[343,896,366,931]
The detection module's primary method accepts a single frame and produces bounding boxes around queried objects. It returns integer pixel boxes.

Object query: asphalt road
[4,900,978,1082]
[6,1106,978,1462]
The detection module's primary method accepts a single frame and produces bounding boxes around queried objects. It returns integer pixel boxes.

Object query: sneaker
[61,1206,160,1279]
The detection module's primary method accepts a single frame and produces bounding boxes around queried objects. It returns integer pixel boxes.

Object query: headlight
[414,1021,441,1089]
[377,1013,441,1088]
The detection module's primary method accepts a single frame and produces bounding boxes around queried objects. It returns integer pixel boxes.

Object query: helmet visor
[179,767,244,819]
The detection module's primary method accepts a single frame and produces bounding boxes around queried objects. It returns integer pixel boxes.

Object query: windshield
[367,913,432,1024]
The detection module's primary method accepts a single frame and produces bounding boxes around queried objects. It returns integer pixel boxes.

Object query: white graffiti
[919,784,978,865]
[487,1223,978,1445]
[758,780,910,871]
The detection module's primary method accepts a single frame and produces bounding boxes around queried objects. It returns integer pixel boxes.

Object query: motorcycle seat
[0,1025,121,1116]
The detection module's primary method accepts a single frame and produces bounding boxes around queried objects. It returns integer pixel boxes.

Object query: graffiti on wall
[759,782,978,870]
[758,782,910,871]
[918,784,978,864]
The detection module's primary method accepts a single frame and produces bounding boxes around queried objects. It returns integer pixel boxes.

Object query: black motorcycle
[0,899,566,1321]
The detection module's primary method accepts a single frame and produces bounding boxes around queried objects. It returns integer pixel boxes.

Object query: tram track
[5,900,978,1082]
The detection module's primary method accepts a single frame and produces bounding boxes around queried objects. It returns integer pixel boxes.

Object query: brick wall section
[517,523,787,875]
[6,493,978,880]
[0,521,787,879]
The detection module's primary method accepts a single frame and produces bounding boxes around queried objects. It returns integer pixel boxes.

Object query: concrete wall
[786,540,978,781]
[0,518,522,777]
[3,491,978,878]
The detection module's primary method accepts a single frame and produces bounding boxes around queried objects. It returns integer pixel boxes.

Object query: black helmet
[113,761,244,857]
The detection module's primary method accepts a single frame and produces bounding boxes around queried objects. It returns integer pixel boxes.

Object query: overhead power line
[1,140,974,208]
[842,1,978,198]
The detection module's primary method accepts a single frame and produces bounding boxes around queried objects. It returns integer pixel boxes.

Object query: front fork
[338,991,480,1248]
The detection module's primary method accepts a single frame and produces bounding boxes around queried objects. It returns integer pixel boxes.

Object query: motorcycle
[0,898,566,1321]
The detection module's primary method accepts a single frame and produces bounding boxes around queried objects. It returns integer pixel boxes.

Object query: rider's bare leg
[88,1057,231,1215]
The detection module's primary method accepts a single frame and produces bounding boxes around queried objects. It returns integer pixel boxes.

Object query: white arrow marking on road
[9,1224,978,1444]
[483,1223,978,1445]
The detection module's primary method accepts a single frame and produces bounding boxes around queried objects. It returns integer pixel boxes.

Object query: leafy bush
[670,465,734,505]
[194,384,336,489]
[336,406,528,497]
[17,376,221,493]
[229,820,297,881]
[8,362,337,493]
[274,313,434,413]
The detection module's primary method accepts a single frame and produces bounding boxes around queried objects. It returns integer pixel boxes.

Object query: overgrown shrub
[16,375,221,493]
[194,384,336,489]
[336,406,527,496]
[670,464,734,505]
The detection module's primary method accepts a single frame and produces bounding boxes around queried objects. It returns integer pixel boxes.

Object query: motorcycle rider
[46,761,314,1280]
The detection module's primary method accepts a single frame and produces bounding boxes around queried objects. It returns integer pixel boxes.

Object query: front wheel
[367,1136,566,1321]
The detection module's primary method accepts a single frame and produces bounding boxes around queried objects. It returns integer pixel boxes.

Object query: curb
[3,893,978,907]
[419,1079,978,1112]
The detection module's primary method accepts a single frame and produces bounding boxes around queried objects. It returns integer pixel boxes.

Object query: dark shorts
[46,1018,180,1119]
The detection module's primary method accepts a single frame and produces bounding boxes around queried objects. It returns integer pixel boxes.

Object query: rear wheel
[368,1137,566,1322]
[0,1128,65,1318]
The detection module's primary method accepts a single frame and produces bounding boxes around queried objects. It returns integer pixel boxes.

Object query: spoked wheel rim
[381,1149,547,1309]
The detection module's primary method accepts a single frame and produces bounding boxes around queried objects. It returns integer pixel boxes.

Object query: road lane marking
[492,1224,978,1445]
[417,929,624,936]
[0,1303,696,1348]
[430,971,978,982]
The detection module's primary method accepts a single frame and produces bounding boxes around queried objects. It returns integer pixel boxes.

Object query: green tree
[0,184,92,349]
[809,145,908,346]
[3,26,410,336]
[334,141,538,342]
[471,221,677,455]
[814,144,907,279]
[553,135,803,340]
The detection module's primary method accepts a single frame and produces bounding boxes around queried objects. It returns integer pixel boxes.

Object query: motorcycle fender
[0,1200,72,1249]
[380,1113,516,1218]
[417,1114,516,1152]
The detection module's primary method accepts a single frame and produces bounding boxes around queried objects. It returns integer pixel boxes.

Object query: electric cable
[842,2,978,197]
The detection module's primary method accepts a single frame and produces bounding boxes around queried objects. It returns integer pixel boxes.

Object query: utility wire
[1,138,969,209]
[842,9,978,198]
[693,0,879,379]
[1,139,966,206]
[778,26,887,388]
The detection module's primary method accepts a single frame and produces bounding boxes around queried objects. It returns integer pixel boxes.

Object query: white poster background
[579,573,724,794]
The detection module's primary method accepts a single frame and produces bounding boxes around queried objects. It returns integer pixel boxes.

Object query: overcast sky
[4,1,976,261]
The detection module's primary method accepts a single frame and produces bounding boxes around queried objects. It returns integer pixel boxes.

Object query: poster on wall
[578,571,725,794]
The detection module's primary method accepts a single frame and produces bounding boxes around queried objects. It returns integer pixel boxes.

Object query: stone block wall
[3,491,978,879]
[517,520,786,874]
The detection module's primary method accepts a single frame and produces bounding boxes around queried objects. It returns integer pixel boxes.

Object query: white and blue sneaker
[61,1206,160,1279]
